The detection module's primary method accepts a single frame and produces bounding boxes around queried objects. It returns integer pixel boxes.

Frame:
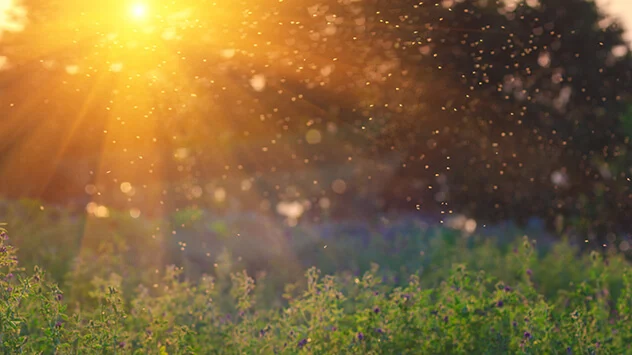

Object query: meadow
[1,199,632,354]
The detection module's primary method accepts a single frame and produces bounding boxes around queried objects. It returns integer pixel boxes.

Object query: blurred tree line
[1,0,632,244]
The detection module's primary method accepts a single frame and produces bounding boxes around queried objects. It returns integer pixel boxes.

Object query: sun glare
[0,0,27,37]
[129,3,148,20]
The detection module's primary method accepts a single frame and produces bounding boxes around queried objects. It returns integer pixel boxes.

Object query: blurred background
[3,0,632,302]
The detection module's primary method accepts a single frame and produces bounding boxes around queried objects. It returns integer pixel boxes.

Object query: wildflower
[55,321,62,328]
[504,286,512,292]
[298,339,307,348]
[526,269,533,276]
[443,315,449,323]
[512,321,517,328]
[6,273,13,280]
[331,327,337,332]
[524,331,532,339]
[496,300,504,307]
[566,347,572,354]
[6,287,12,292]
[375,328,384,334]
[373,306,380,314]
[55,294,63,302]
[0,246,6,253]
[118,341,126,349]
[357,332,364,341]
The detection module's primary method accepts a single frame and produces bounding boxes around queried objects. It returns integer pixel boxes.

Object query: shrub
[3,218,632,353]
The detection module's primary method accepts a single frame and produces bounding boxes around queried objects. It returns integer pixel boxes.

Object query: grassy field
[1,199,632,354]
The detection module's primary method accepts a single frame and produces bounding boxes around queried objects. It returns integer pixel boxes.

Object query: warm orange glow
[0,0,355,218]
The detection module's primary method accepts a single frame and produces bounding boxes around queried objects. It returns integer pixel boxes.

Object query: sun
[129,2,149,20]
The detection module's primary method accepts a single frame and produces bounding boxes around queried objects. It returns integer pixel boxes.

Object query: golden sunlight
[129,2,149,20]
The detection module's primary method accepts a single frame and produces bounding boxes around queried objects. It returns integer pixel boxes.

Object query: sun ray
[0,0,407,281]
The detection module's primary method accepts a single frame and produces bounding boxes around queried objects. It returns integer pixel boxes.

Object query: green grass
[2,200,632,353]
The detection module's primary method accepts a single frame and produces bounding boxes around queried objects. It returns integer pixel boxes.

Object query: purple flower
[298,339,307,348]
[373,306,380,314]
[496,300,504,307]
[375,328,384,334]
[357,332,364,341]
[0,246,6,253]
[566,347,572,354]
[6,273,13,280]
[55,294,63,302]
[524,331,532,339]
[118,341,126,349]
[443,315,449,323]
[504,286,512,292]
[526,269,533,276]
[6,287,12,292]
[55,321,63,328]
